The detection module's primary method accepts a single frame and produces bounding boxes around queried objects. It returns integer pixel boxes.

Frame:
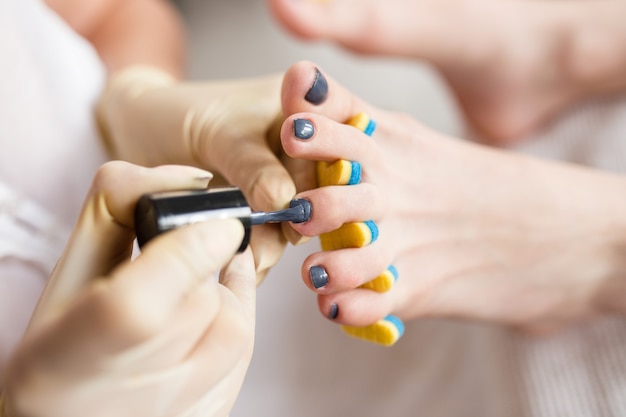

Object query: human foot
[280,61,626,330]
[269,0,626,144]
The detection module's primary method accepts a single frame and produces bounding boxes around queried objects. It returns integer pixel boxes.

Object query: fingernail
[196,175,213,188]
[293,118,315,140]
[309,265,329,289]
[305,67,328,105]
[328,303,339,320]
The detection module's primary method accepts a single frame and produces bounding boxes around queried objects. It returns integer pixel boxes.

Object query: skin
[2,162,256,417]
[280,61,626,332]
[45,0,303,279]
[45,0,185,76]
[268,0,626,144]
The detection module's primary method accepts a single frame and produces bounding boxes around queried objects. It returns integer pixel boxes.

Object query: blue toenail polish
[289,198,312,223]
[328,303,339,320]
[309,265,329,289]
[305,68,328,105]
[294,118,315,140]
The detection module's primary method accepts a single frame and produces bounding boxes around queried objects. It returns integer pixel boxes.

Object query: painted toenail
[305,67,328,105]
[309,265,329,289]
[328,303,339,320]
[289,198,312,223]
[294,118,315,140]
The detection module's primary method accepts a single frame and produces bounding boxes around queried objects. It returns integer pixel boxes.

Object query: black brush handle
[134,187,252,252]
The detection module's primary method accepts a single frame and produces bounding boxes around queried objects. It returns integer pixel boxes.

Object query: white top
[0,0,107,369]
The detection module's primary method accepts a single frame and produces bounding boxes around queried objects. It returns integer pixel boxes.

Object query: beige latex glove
[1,161,256,417]
[96,66,305,283]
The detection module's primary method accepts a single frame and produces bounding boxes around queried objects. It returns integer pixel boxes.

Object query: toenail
[293,118,315,140]
[289,198,312,223]
[309,265,329,289]
[305,67,328,105]
[328,303,339,320]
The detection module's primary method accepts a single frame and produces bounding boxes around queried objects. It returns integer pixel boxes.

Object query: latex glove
[2,161,256,417]
[96,66,303,282]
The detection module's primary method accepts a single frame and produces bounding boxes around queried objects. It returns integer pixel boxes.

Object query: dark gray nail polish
[294,118,314,140]
[328,303,339,320]
[289,198,312,223]
[309,265,329,289]
[305,68,328,105]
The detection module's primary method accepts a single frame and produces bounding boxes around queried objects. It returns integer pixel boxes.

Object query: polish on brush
[249,198,312,225]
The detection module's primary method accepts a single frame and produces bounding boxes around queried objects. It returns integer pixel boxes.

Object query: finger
[219,134,297,211]
[32,162,213,324]
[248,223,287,284]
[106,218,244,335]
[215,133,296,256]
[199,76,296,213]
[104,248,257,375]
[219,248,257,323]
[19,219,244,368]
[182,251,257,406]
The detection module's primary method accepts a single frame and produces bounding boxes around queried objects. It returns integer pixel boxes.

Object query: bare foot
[279,61,626,329]
[269,0,626,144]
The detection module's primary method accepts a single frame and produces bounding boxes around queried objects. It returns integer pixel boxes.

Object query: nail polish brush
[134,187,311,252]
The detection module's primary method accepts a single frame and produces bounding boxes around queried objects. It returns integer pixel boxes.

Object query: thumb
[30,162,213,329]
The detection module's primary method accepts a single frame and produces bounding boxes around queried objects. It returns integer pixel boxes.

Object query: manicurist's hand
[2,161,256,417]
[97,67,302,282]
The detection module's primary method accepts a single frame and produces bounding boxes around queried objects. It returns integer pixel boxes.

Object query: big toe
[281,61,377,124]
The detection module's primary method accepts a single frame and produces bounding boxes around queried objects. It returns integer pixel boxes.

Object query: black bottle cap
[134,187,252,253]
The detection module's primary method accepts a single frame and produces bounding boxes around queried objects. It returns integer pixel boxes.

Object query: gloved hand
[96,66,304,282]
[2,161,256,417]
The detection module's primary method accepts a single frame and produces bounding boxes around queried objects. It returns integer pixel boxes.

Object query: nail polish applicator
[134,187,311,252]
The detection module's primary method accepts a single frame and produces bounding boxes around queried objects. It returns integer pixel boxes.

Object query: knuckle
[91,161,133,189]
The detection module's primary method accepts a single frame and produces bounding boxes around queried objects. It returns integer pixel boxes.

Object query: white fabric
[0,0,107,370]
